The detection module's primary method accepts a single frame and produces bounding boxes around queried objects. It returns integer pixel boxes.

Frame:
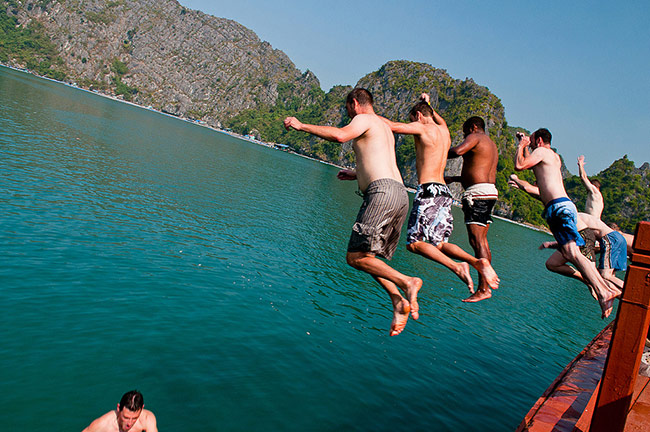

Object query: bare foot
[455,262,474,294]
[599,288,621,319]
[600,297,614,319]
[462,289,492,303]
[390,298,411,336]
[475,258,499,290]
[404,277,422,320]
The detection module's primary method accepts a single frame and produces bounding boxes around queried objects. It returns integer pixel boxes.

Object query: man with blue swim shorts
[542,197,585,247]
[599,231,628,272]
[515,128,620,318]
[576,212,628,291]
[382,94,499,302]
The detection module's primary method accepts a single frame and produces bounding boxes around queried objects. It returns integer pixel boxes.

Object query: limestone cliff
[2,0,319,126]
[2,0,647,230]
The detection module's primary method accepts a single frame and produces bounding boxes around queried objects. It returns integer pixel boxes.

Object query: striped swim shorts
[347,178,409,260]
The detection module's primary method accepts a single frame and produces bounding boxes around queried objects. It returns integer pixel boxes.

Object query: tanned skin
[284,93,422,336]
[382,94,499,300]
[446,122,499,301]
[514,132,620,318]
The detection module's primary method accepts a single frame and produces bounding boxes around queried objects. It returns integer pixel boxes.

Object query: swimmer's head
[409,101,434,122]
[530,128,552,148]
[591,179,601,190]
[117,390,144,431]
[462,116,485,137]
[346,88,373,118]
[346,88,373,107]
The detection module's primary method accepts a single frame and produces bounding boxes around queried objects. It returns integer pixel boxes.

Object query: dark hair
[409,101,434,119]
[346,88,373,106]
[531,128,552,144]
[607,222,621,231]
[119,390,144,412]
[591,179,601,189]
[462,116,485,135]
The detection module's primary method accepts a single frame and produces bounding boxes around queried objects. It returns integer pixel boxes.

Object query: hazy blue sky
[179,0,649,174]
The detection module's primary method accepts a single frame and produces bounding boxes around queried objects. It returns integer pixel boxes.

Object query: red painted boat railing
[517,221,650,431]
[590,221,650,431]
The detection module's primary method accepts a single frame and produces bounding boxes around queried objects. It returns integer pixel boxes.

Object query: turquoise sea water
[0,66,614,431]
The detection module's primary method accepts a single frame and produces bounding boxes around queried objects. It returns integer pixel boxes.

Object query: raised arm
[577,155,599,194]
[419,93,447,126]
[514,135,543,171]
[283,115,368,143]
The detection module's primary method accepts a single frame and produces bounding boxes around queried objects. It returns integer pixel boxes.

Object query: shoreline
[1,62,549,234]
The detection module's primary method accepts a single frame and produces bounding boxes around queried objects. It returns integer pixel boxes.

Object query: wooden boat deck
[517,221,650,431]
[516,325,650,432]
[624,374,650,431]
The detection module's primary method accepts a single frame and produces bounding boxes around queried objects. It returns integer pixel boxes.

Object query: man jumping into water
[577,155,604,219]
[515,129,620,318]
[381,94,499,302]
[446,116,500,302]
[82,390,157,432]
[283,88,422,336]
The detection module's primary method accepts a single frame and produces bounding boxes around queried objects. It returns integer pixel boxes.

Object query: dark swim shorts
[579,228,597,263]
[599,231,628,271]
[461,199,496,226]
[347,178,409,260]
[407,182,454,246]
[542,197,585,247]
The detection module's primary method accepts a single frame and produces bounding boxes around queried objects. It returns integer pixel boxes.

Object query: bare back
[578,212,613,239]
[352,113,403,191]
[531,147,569,205]
[459,133,498,188]
[585,190,604,218]
[415,121,451,184]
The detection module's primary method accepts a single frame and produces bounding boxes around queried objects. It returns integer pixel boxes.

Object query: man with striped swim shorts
[284,88,422,336]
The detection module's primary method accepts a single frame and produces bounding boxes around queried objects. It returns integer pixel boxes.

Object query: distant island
[1,0,648,232]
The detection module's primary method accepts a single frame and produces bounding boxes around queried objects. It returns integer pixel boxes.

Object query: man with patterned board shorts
[382,94,499,302]
[284,88,422,336]
[515,128,621,318]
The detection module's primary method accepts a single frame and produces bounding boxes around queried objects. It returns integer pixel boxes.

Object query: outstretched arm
[283,115,368,143]
[508,174,541,199]
[577,155,599,194]
[380,116,424,136]
[448,134,479,159]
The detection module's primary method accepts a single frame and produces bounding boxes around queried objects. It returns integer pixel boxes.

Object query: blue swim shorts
[542,197,585,247]
[599,231,628,271]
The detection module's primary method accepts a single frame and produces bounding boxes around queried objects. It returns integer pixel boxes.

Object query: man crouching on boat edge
[283,88,422,336]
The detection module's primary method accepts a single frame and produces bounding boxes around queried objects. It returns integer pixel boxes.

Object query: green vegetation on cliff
[225,84,351,162]
[0,4,66,80]
[564,156,650,232]
[2,2,647,231]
